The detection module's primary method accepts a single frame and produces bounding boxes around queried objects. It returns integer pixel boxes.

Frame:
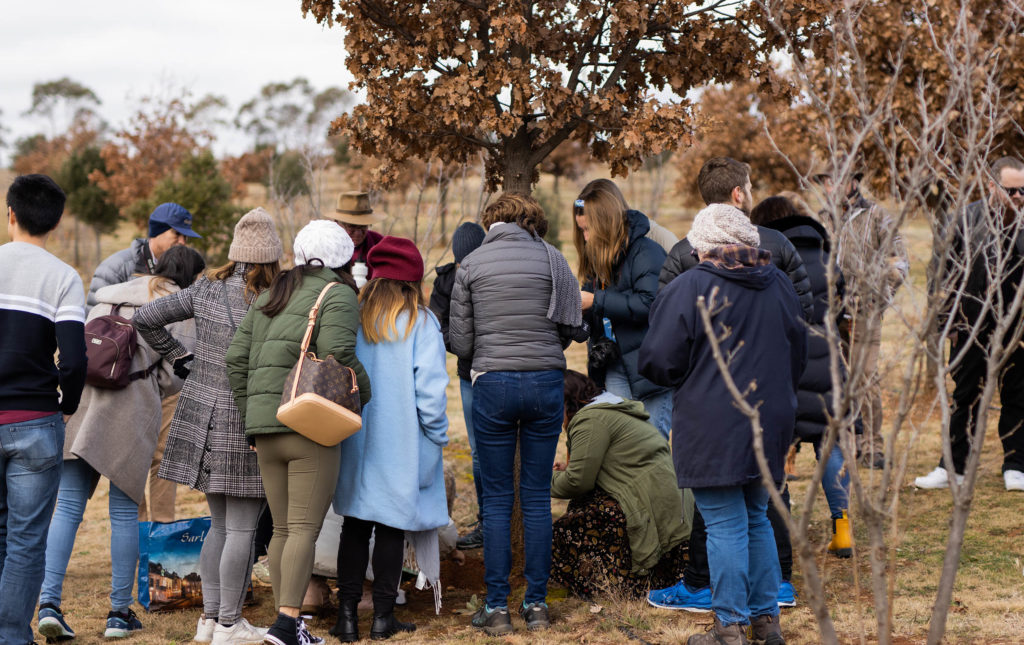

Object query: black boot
[329,599,359,642]
[370,612,415,640]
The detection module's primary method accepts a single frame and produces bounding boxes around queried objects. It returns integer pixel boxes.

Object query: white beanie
[687,204,760,255]
[293,219,355,268]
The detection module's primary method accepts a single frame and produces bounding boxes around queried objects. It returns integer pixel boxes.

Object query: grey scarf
[543,239,582,327]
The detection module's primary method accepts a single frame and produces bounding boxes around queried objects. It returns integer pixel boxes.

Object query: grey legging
[200,493,264,624]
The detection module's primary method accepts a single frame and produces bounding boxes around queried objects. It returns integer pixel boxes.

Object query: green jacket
[226,267,371,436]
[551,397,691,572]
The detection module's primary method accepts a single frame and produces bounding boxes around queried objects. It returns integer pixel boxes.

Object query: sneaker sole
[646,598,712,613]
[481,624,514,636]
[38,618,74,641]
[263,635,290,645]
[525,622,550,631]
[777,599,797,608]
[104,629,131,639]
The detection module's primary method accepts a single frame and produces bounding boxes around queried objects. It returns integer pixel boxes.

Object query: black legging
[336,517,405,615]
[685,484,792,587]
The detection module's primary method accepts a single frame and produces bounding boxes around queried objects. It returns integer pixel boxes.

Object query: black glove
[172,354,194,379]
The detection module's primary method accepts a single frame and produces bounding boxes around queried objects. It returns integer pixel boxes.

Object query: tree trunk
[502,132,536,195]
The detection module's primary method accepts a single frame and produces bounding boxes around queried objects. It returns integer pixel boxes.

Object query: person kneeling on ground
[640,204,807,645]
[550,370,690,599]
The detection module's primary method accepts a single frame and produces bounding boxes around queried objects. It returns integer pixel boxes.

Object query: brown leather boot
[686,618,750,645]
[749,613,785,645]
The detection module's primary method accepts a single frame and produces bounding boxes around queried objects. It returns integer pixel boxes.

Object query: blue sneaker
[777,580,797,608]
[37,603,75,642]
[647,580,712,612]
[103,608,142,639]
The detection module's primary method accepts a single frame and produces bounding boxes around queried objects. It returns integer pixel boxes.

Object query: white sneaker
[194,617,216,643]
[914,467,964,489]
[1004,469,1024,491]
[211,618,267,645]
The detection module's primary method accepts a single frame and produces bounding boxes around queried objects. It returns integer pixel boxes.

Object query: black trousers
[943,330,1024,474]
[336,517,405,615]
[684,485,792,588]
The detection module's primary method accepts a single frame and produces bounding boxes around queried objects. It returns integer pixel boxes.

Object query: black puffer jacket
[763,215,844,440]
[659,225,815,320]
[428,262,472,381]
[582,210,671,400]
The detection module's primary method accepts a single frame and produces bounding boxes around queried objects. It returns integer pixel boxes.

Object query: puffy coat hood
[764,215,831,254]
[584,395,651,422]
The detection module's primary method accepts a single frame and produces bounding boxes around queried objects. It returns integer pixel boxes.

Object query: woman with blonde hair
[330,236,449,642]
[573,178,673,438]
[134,208,283,645]
[226,220,370,645]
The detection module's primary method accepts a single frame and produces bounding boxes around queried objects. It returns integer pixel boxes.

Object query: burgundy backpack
[84,304,158,389]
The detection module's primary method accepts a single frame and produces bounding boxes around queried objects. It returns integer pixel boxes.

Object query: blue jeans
[460,378,483,519]
[604,361,672,440]
[0,413,64,645]
[813,441,849,520]
[472,370,563,608]
[692,482,780,626]
[41,459,139,612]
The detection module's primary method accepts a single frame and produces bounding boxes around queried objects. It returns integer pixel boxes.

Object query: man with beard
[916,156,1024,492]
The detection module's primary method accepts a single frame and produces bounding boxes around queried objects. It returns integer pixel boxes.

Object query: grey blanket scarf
[543,238,582,327]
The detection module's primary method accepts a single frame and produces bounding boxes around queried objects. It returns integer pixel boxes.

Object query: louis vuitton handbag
[276,282,362,446]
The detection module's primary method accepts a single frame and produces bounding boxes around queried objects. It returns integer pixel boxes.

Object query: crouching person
[550,370,690,599]
[640,204,807,645]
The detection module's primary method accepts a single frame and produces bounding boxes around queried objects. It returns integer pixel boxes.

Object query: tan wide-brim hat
[334,191,386,225]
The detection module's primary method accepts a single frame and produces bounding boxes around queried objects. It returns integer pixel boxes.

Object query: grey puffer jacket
[87,238,153,312]
[450,223,567,373]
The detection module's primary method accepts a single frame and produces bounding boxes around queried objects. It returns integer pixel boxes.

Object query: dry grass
[5,166,1022,643]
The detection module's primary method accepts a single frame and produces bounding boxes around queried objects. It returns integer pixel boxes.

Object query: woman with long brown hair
[134,208,283,645]
[573,178,673,439]
[226,219,370,645]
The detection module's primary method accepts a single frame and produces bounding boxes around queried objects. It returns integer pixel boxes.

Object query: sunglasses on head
[1003,186,1024,197]
[573,198,585,215]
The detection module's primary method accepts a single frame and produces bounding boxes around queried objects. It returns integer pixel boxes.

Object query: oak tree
[300,0,830,194]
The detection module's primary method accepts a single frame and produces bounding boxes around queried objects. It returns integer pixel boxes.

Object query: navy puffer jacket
[763,215,844,441]
[582,210,671,400]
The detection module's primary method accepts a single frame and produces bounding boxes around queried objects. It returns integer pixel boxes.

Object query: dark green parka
[226,267,371,436]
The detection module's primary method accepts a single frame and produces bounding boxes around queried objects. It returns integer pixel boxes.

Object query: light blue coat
[333,307,450,531]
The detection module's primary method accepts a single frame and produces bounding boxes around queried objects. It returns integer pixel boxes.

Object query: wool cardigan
[225,266,370,437]
[65,277,195,504]
[134,263,264,498]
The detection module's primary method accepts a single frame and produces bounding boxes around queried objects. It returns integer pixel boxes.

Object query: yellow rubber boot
[828,510,852,558]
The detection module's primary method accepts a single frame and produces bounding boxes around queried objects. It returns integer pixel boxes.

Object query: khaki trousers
[137,392,179,522]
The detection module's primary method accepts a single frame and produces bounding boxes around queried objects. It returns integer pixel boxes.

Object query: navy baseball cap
[148,202,201,238]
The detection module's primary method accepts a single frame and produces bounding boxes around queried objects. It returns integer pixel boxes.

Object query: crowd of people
[0,150,1022,645]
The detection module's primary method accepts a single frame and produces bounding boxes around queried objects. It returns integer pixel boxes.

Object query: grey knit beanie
[687,204,760,255]
[228,208,283,264]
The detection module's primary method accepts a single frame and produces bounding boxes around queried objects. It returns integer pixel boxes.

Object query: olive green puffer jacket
[226,267,371,436]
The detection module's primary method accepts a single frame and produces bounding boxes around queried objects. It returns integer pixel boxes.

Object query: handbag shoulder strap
[299,282,340,354]
[220,280,238,332]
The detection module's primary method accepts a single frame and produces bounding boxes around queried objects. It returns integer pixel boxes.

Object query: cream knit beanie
[687,204,760,255]
[228,208,283,264]
[294,219,355,268]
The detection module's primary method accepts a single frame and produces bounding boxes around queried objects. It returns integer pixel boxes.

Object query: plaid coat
[134,263,264,498]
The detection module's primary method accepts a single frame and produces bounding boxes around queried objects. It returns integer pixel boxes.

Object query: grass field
[3,167,1023,643]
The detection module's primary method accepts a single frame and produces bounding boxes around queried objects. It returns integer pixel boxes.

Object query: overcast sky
[1,0,355,159]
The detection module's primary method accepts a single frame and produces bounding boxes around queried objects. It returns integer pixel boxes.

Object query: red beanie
[366,236,424,282]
